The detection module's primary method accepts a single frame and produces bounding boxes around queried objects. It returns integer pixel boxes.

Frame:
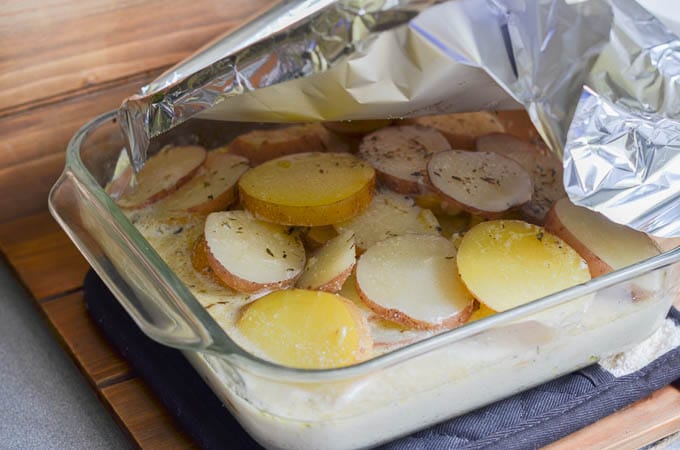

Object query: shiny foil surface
[119,0,680,236]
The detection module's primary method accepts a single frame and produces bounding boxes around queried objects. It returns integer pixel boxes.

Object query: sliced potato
[323,119,394,136]
[202,210,306,293]
[428,150,533,218]
[358,125,451,194]
[237,289,372,369]
[457,220,591,312]
[435,212,470,238]
[160,153,249,214]
[544,198,661,297]
[297,230,356,292]
[414,192,463,216]
[468,302,495,322]
[356,234,476,330]
[117,145,206,209]
[239,152,375,226]
[228,124,326,165]
[335,191,441,252]
[476,133,565,222]
[410,111,505,150]
[339,274,432,352]
[304,225,338,249]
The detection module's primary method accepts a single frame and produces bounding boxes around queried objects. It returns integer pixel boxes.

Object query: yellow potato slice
[304,225,338,249]
[237,289,372,369]
[468,302,495,322]
[239,152,375,226]
[160,153,249,214]
[355,234,476,330]
[411,111,505,150]
[334,191,441,252]
[117,145,206,209]
[296,230,356,292]
[457,220,591,312]
[202,210,306,293]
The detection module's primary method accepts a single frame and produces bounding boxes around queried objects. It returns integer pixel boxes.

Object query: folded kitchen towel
[83,270,680,450]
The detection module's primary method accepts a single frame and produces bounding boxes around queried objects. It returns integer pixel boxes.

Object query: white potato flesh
[296,230,356,292]
[356,234,475,330]
[548,198,661,273]
[358,125,451,194]
[161,153,249,213]
[117,145,206,209]
[545,198,662,296]
[204,211,305,289]
[428,150,532,217]
[476,133,565,222]
[334,191,441,251]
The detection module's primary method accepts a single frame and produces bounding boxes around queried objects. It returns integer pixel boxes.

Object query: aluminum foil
[564,0,680,237]
[119,0,680,237]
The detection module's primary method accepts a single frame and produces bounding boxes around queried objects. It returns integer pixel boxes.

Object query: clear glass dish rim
[51,109,680,383]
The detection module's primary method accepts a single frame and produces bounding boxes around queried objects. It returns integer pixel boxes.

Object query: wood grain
[0,0,275,115]
[0,211,89,299]
[41,291,133,387]
[0,73,154,223]
[101,378,197,449]
[547,385,680,450]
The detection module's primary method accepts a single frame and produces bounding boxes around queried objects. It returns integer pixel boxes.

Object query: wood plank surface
[0,211,89,300]
[0,0,275,115]
[0,73,156,223]
[547,385,680,450]
[101,378,197,449]
[41,291,133,388]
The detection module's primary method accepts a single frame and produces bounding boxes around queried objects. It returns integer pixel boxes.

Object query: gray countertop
[0,259,130,449]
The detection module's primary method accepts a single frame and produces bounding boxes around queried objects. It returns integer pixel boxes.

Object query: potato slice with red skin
[117,145,206,209]
[358,125,451,195]
[202,211,305,294]
[410,111,505,150]
[339,274,433,352]
[427,150,533,218]
[237,289,372,369]
[239,152,375,227]
[229,124,326,166]
[161,153,249,214]
[544,198,661,279]
[296,230,356,292]
[356,234,476,330]
[476,133,565,223]
[457,220,591,313]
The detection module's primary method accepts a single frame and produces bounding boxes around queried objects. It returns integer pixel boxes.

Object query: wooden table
[2,1,680,448]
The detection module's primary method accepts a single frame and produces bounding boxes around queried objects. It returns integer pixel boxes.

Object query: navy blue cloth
[84,270,680,449]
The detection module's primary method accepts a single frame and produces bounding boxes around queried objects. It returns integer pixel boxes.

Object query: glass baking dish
[50,110,680,450]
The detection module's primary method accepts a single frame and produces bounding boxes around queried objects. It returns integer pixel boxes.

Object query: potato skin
[229,125,326,166]
[192,234,298,294]
[355,282,477,331]
[543,205,613,278]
